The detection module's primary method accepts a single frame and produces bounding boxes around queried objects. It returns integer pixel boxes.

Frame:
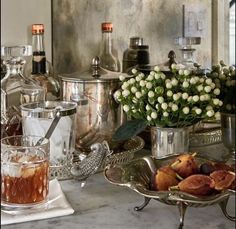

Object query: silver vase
[151,126,190,159]
[220,112,236,164]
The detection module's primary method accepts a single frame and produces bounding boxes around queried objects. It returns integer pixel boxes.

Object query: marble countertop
[2,171,235,229]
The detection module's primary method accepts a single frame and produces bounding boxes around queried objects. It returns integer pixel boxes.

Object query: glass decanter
[1,45,45,138]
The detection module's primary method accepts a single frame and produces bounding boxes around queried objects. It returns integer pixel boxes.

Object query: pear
[171,153,199,178]
[155,166,179,191]
[176,174,215,196]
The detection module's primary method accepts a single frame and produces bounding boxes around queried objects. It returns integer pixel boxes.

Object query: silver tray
[104,136,145,167]
[104,154,235,229]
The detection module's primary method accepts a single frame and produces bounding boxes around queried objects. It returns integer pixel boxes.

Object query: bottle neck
[101,31,113,55]
[32,33,46,74]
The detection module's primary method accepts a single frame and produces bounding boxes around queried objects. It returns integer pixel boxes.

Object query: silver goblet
[220,112,235,166]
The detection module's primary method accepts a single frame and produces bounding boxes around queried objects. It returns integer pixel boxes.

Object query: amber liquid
[1,159,49,205]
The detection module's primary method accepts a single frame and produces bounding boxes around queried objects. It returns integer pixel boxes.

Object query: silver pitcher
[151,126,190,158]
[59,57,130,152]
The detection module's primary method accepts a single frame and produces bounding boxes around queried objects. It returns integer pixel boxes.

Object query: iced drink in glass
[1,135,49,208]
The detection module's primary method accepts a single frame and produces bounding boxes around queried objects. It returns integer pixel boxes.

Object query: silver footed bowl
[104,154,235,229]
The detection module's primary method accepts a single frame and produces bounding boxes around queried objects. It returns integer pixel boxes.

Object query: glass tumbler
[1,135,50,209]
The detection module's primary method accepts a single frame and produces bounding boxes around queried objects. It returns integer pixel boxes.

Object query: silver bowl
[104,154,235,229]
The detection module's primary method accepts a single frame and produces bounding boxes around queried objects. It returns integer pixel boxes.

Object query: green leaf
[112,119,147,141]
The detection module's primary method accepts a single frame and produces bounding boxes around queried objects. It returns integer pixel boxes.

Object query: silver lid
[59,56,130,83]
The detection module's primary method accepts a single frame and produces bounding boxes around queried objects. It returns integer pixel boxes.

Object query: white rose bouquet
[113,65,223,140]
[206,61,236,114]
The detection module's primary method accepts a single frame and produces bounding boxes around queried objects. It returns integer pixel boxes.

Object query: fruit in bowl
[153,153,235,196]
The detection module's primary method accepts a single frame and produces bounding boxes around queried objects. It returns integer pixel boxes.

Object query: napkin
[1,179,74,225]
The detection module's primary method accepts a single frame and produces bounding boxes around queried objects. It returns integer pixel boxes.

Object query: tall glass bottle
[1,45,45,137]
[30,24,60,100]
[99,22,120,72]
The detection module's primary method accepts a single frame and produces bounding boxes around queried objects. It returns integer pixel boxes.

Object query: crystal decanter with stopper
[1,45,45,138]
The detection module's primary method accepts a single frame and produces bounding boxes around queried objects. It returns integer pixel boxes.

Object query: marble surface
[52,0,212,75]
[2,170,235,229]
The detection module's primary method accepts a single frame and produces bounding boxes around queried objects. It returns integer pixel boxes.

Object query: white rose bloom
[163,111,169,117]
[171,64,177,70]
[190,78,196,84]
[139,73,145,78]
[161,73,166,80]
[210,83,216,89]
[194,76,200,82]
[123,105,130,112]
[122,89,130,97]
[132,98,138,104]
[114,90,121,99]
[173,94,180,101]
[205,78,212,85]
[183,81,189,88]
[184,69,190,76]
[154,66,160,72]
[131,68,137,74]
[119,75,126,81]
[182,92,188,100]
[213,88,220,95]
[161,103,168,110]
[179,69,184,75]
[135,75,141,82]
[192,95,199,102]
[226,104,232,110]
[204,86,211,93]
[206,105,213,110]
[214,112,220,120]
[121,83,128,90]
[141,89,146,95]
[204,94,210,100]
[147,115,152,121]
[167,90,173,97]
[147,75,154,81]
[146,82,153,89]
[155,73,161,79]
[166,82,172,89]
[146,105,151,110]
[171,78,178,86]
[213,98,219,105]
[195,108,202,114]
[155,104,159,109]
[178,92,182,97]
[148,91,155,98]
[206,110,214,117]
[165,79,171,83]
[151,111,158,119]
[150,71,155,76]
[182,107,190,114]
[172,104,178,111]
[168,102,173,107]
[157,96,164,104]
[129,78,135,84]
[131,86,138,93]
[187,96,193,102]
[135,91,142,98]
[200,95,205,101]
[197,85,203,92]
[219,100,223,106]
[139,80,146,87]
[200,78,204,83]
